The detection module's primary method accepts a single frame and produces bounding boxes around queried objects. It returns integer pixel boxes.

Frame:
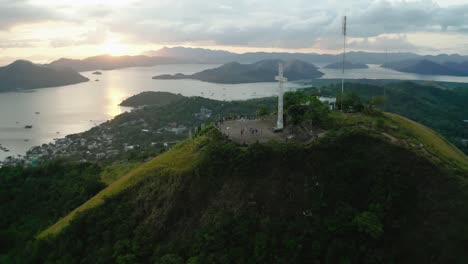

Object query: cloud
[97,0,468,50]
[0,39,39,49]
[1,0,468,54]
[346,35,419,52]
[0,0,55,30]
[49,26,110,47]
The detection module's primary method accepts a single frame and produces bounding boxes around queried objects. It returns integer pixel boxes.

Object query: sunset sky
[1,0,467,65]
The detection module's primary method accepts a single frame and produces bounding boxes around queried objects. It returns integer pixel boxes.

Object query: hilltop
[153,59,324,83]
[0,60,89,92]
[2,86,468,263]
[26,104,468,263]
[319,81,468,154]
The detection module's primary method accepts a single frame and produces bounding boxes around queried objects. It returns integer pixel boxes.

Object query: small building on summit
[318,97,337,110]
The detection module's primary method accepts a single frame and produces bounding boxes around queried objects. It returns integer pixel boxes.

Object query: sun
[102,39,128,56]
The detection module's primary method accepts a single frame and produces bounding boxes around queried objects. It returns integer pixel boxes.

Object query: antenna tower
[341,16,347,111]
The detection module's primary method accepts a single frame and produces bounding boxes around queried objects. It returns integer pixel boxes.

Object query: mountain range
[382,59,468,76]
[153,59,324,83]
[46,54,183,72]
[0,60,88,92]
[146,46,468,65]
[38,47,468,73]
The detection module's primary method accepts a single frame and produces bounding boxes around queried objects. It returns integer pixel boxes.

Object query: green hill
[26,111,468,263]
[119,91,184,107]
[0,60,89,92]
[319,81,468,154]
[153,59,324,84]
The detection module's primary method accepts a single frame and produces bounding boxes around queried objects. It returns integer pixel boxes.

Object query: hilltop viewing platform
[216,116,287,145]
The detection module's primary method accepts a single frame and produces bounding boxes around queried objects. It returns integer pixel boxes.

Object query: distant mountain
[382,59,468,76]
[47,55,182,72]
[323,61,369,69]
[120,91,184,107]
[0,60,89,92]
[146,47,464,65]
[153,59,324,83]
[443,61,468,75]
[144,47,237,64]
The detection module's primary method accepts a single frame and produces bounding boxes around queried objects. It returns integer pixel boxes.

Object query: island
[152,59,324,84]
[382,59,468,76]
[119,91,184,107]
[92,71,102,75]
[0,60,89,92]
[323,61,369,69]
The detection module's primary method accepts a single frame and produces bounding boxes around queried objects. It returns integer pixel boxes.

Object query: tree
[284,91,330,126]
[337,93,364,112]
[256,104,268,118]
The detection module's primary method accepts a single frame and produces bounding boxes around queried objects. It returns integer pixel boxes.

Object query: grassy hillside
[386,113,468,170]
[319,82,468,154]
[38,134,208,239]
[25,113,468,263]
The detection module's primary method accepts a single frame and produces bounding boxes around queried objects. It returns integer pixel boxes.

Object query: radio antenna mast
[341,16,347,111]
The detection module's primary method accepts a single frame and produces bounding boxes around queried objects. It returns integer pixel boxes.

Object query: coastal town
[0,104,216,167]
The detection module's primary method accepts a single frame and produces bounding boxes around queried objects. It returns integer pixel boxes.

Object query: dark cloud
[0,0,55,30]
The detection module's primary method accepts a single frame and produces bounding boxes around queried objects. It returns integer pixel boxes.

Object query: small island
[92,71,102,75]
[152,59,324,84]
[119,91,184,107]
[323,61,369,69]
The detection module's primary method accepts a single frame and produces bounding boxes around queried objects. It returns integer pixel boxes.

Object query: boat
[24,125,33,129]
[35,112,40,114]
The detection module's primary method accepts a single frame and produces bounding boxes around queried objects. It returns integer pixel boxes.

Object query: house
[195,107,213,120]
[318,97,337,110]
[158,125,188,135]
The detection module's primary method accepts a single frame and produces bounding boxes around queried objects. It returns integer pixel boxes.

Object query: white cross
[275,63,287,130]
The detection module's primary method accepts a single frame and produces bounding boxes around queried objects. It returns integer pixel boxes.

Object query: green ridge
[37,134,208,239]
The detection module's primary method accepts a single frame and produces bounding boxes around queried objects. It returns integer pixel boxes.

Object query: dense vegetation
[2,83,468,263]
[0,161,105,262]
[119,92,184,107]
[318,82,468,154]
[17,123,468,264]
